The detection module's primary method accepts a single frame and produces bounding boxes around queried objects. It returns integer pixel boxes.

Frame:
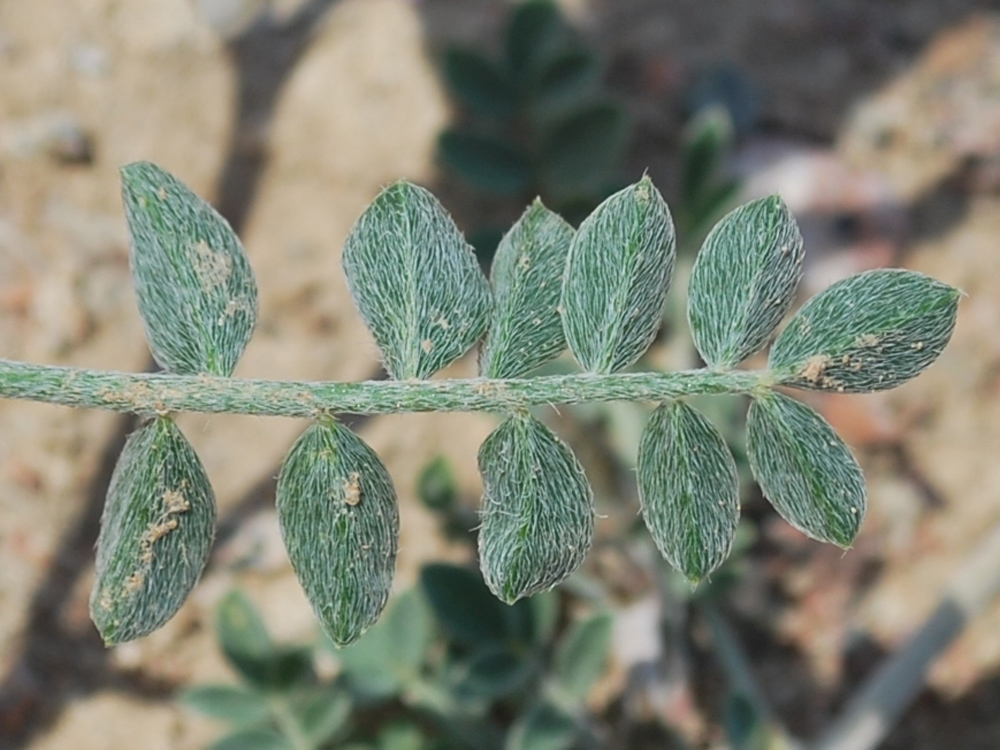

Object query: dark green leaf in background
[552,613,613,704]
[180,685,271,725]
[747,391,865,547]
[90,416,215,644]
[538,103,629,201]
[209,728,292,750]
[342,181,493,380]
[295,687,352,746]
[417,455,458,512]
[768,269,961,392]
[277,420,399,646]
[688,196,804,368]
[531,49,601,114]
[121,161,258,376]
[561,177,676,373]
[638,401,739,582]
[478,413,594,604]
[421,563,509,646]
[506,701,578,750]
[215,590,313,689]
[438,130,532,196]
[505,0,566,85]
[442,47,518,117]
[480,200,574,378]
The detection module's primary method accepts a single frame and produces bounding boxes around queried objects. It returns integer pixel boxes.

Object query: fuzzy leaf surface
[747,392,865,547]
[121,162,257,376]
[277,421,399,646]
[342,181,492,380]
[478,413,594,603]
[638,401,739,581]
[90,417,215,644]
[688,196,804,368]
[561,178,675,373]
[480,200,574,378]
[768,269,960,392]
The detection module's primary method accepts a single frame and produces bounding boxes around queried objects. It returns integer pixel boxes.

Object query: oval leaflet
[638,401,740,582]
[277,419,399,647]
[747,391,866,547]
[90,416,216,644]
[478,412,594,604]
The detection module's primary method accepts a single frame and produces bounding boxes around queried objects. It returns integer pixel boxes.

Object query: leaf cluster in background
[439,0,630,236]
[183,567,613,750]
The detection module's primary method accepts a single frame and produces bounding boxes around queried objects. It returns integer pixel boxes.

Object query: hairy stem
[0,359,770,418]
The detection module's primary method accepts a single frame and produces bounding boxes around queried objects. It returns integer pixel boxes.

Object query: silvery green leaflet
[0,162,959,645]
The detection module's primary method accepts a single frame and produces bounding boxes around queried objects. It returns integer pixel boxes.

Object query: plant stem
[0,359,770,418]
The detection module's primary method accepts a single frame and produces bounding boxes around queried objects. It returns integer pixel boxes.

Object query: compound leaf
[478,413,594,604]
[277,420,399,647]
[442,47,517,117]
[768,269,960,392]
[121,161,258,376]
[688,196,803,368]
[438,130,531,195]
[637,401,739,582]
[747,392,865,547]
[90,417,215,644]
[480,200,574,378]
[561,177,676,373]
[343,181,492,380]
[552,613,613,704]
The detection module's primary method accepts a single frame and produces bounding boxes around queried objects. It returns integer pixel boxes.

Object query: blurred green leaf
[460,646,534,698]
[278,420,398,647]
[121,161,257,377]
[209,728,291,750]
[768,269,961,393]
[561,177,675,373]
[379,723,426,750]
[747,392,865,547]
[442,47,517,117]
[421,564,509,646]
[505,701,577,750]
[334,589,431,698]
[681,106,734,206]
[538,103,629,200]
[439,130,531,195]
[480,200,574,378]
[530,592,560,646]
[531,49,601,114]
[295,687,352,746]
[506,0,566,86]
[343,181,492,380]
[90,417,215,645]
[214,593,312,691]
[180,685,271,725]
[417,456,458,512]
[638,401,740,582]
[553,613,612,704]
